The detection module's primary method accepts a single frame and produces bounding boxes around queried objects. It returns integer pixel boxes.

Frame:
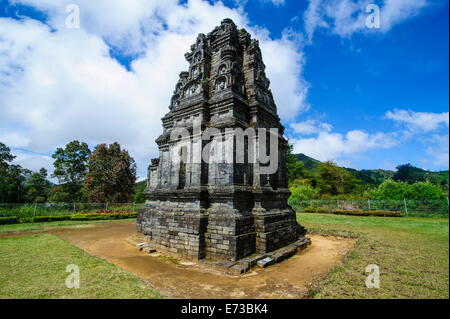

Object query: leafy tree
[290,184,317,201]
[405,182,446,201]
[48,185,72,203]
[286,145,307,185]
[393,163,425,184]
[371,179,408,200]
[0,142,31,203]
[0,142,15,169]
[317,161,359,195]
[26,168,51,203]
[52,140,91,202]
[134,181,147,203]
[84,142,137,203]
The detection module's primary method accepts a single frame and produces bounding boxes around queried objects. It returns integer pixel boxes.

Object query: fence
[289,199,449,216]
[0,202,145,219]
[1,200,448,219]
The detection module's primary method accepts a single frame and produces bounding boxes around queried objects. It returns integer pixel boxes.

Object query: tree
[290,184,317,201]
[405,182,446,201]
[0,142,15,169]
[52,140,91,202]
[317,161,359,195]
[286,145,307,185]
[394,163,425,184]
[134,181,147,203]
[0,142,30,203]
[371,179,408,200]
[26,168,51,203]
[84,142,137,203]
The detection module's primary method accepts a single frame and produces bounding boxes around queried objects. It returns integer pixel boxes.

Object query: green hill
[294,153,449,188]
[295,153,320,172]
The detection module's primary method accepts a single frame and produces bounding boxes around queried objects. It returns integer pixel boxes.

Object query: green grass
[297,213,449,299]
[0,203,143,219]
[0,218,136,234]
[0,233,163,299]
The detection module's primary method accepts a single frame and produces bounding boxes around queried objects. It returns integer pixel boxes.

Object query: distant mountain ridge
[295,153,449,187]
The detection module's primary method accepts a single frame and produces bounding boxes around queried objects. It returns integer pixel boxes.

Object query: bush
[405,182,446,200]
[290,185,317,201]
[330,209,403,217]
[300,207,403,217]
[70,211,137,220]
[7,210,138,224]
[301,206,331,214]
[0,216,19,225]
[370,179,447,201]
[33,215,72,223]
[372,179,408,200]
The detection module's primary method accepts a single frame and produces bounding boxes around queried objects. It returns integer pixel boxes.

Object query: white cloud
[11,150,53,174]
[385,109,449,133]
[261,0,286,5]
[289,110,449,168]
[0,132,31,148]
[0,0,308,177]
[290,119,332,135]
[304,0,430,42]
[291,129,398,162]
[424,134,449,167]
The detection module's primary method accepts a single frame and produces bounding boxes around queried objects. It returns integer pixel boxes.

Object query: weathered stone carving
[137,18,307,262]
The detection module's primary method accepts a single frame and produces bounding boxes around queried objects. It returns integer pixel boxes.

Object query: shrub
[70,212,137,220]
[330,209,403,217]
[33,215,71,223]
[17,211,137,224]
[290,185,318,201]
[405,182,446,200]
[300,207,403,217]
[0,216,19,225]
[301,206,330,214]
[77,210,134,215]
[303,206,318,213]
[372,179,408,200]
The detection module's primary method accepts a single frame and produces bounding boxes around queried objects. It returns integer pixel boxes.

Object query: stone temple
[137,19,307,263]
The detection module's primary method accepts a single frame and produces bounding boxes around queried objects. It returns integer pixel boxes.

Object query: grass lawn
[297,213,449,299]
[0,218,136,234]
[0,233,163,299]
[0,215,447,299]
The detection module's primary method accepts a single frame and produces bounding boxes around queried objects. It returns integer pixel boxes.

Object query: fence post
[336,199,339,209]
[403,198,408,215]
[368,199,371,211]
[105,202,108,210]
[33,203,37,218]
[73,203,75,213]
[133,202,135,211]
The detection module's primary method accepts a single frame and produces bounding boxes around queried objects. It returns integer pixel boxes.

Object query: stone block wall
[138,201,208,259]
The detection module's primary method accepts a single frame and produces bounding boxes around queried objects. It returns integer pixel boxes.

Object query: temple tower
[137,19,305,261]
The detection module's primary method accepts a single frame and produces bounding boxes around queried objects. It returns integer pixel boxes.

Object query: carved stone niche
[170,94,180,110]
[184,81,201,98]
[191,65,200,78]
[180,71,189,82]
[215,76,228,92]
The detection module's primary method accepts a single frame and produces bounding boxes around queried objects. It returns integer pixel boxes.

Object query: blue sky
[0,0,448,179]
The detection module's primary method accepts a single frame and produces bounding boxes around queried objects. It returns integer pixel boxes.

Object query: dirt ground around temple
[8,221,357,298]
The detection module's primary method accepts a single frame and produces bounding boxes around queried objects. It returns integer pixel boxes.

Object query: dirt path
[1,221,356,298]
[22,221,354,299]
